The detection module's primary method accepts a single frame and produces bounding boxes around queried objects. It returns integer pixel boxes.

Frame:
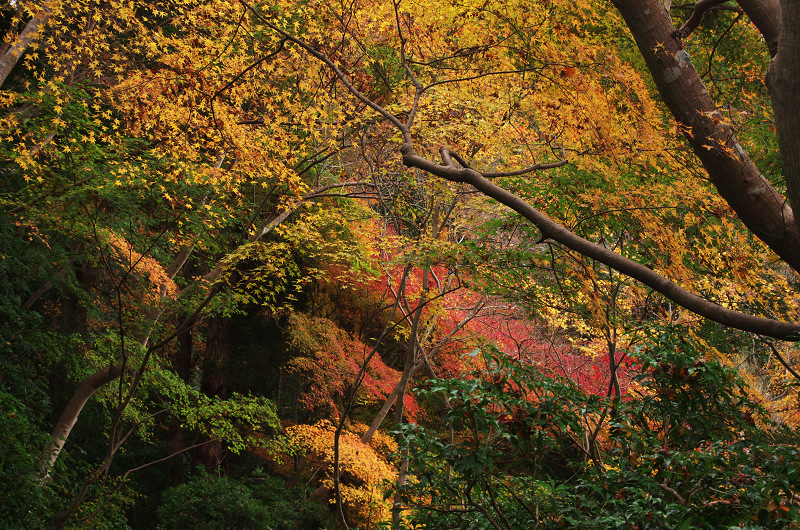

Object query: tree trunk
[0,1,57,88]
[167,324,193,486]
[58,250,93,334]
[193,316,232,474]
[611,0,800,271]
[768,0,800,235]
[736,0,781,56]
[390,271,426,529]
[39,363,124,481]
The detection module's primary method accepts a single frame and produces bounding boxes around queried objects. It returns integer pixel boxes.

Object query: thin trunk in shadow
[193,316,232,475]
[167,323,193,486]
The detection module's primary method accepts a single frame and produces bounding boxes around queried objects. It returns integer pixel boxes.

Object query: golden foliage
[268,420,396,528]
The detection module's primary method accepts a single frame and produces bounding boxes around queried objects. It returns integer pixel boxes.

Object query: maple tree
[0,0,378,524]
[232,0,800,525]
[260,419,397,527]
[239,0,799,337]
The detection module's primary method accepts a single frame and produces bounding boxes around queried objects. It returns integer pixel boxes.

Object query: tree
[618,1,800,265]
[250,0,800,342]
[0,0,375,506]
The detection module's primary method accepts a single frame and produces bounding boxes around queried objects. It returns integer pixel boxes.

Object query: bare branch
[674,0,734,39]
[241,1,410,142]
[248,0,800,342]
[450,149,569,178]
[760,339,800,381]
[404,145,800,339]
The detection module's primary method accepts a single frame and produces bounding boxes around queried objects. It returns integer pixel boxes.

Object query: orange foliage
[264,420,395,528]
[105,230,177,298]
[285,312,409,418]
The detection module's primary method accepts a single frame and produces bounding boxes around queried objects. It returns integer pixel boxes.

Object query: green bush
[156,469,332,530]
[395,332,800,529]
[0,389,55,528]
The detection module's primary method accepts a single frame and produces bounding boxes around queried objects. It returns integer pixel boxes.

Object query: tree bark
[193,316,232,474]
[611,0,800,272]
[402,146,800,339]
[0,1,57,88]
[736,0,781,56]
[167,323,193,486]
[768,0,800,235]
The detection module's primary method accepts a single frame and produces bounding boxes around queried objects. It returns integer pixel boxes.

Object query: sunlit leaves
[263,419,396,527]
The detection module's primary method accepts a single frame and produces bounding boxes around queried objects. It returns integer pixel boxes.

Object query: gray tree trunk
[0,1,57,88]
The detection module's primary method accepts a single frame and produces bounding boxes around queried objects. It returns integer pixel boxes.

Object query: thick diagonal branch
[260,4,800,339]
[403,145,800,339]
[613,0,800,272]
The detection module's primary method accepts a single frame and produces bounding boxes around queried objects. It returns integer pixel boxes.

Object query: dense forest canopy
[1,0,799,527]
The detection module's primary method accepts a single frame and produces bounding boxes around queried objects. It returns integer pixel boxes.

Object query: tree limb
[256,1,800,339]
[736,0,781,56]
[411,145,800,338]
[0,1,57,88]
[674,0,730,39]
[767,0,800,236]
[760,339,800,381]
[613,0,800,271]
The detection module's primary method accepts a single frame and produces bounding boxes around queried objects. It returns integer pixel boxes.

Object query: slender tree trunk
[360,377,405,444]
[307,369,411,503]
[0,0,57,88]
[309,291,486,503]
[167,324,193,486]
[39,363,124,481]
[37,302,165,482]
[391,270,426,529]
[607,341,621,401]
[193,316,232,475]
[390,346,416,529]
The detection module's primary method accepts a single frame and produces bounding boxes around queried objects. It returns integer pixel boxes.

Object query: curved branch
[481,159,569,178]
[761,340,800,381]
[450,148,569,178]
[241,1,410,142]
[736,0,781,56]
[402,145,800,340]
[674,0,730,39]
[257,4,800,340]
